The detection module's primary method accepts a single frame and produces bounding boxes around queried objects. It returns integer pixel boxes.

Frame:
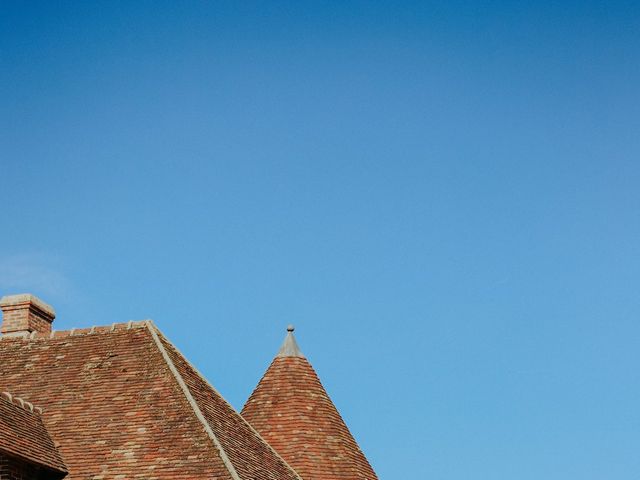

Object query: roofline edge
[144,321,242,480]
[0,447,68,476]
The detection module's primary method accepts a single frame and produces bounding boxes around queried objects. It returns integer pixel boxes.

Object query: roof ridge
[146,323,303,480]
[0,391,43,414]
[144,321,242,480]
[0,320,149,341]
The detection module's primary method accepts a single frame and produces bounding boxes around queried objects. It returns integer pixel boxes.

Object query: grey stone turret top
[276,325,305,358]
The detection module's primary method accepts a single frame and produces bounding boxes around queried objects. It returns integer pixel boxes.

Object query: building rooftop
[0,293,377,480]
[0,318,300,480]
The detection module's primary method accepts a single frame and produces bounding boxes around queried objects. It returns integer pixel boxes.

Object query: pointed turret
[242,326,378,480]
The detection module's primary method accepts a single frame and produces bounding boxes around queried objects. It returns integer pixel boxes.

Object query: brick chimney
[0,294,56,337]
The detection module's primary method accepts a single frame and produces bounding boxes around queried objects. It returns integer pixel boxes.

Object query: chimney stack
[0,294,56,337]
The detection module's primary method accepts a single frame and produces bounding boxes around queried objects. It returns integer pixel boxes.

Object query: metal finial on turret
[277,324,304,358]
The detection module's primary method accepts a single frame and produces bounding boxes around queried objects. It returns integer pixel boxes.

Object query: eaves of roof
[0,391,68,475]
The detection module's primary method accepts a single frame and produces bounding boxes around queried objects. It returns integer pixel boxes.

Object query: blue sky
[1,2,639,478]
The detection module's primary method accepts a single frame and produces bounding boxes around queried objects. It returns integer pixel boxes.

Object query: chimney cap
[0,293,56,318]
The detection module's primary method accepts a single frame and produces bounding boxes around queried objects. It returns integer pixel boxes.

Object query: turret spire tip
[277,324,304,358]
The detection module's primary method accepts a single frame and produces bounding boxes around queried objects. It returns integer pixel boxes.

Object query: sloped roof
[242,329,378,480]
[0,392,67,476]
[0,321,301,480]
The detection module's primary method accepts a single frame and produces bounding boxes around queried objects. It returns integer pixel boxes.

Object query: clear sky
[1,2,639,478]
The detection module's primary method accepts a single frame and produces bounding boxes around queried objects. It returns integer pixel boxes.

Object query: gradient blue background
[1,2,639,478]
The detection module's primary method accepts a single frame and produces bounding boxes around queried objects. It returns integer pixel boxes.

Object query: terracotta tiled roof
[0,392,67,475]
[0,321,301,480]
[241,329,378,480]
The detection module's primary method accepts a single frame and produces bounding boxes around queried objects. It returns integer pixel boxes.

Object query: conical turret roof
[241,326,378,480]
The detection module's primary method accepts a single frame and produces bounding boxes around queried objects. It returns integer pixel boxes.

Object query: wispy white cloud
[0,253,73,299]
